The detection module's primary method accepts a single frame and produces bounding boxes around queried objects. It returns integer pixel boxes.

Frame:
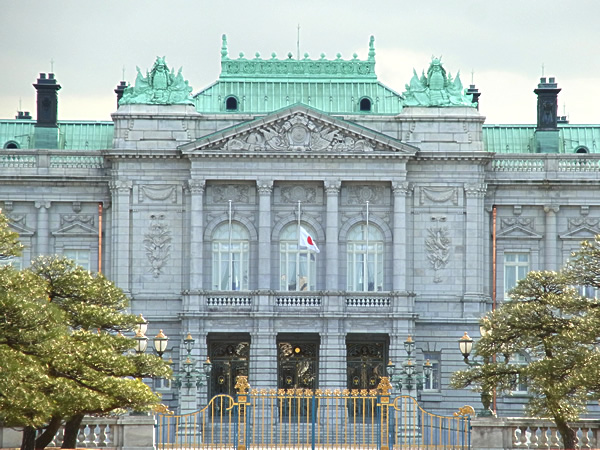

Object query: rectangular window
[423,352,440,391]
[504,252,529,300]
[63,249,90,271]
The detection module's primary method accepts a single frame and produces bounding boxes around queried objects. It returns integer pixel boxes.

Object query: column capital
[464,182,487,198]
[109,180,133,194]
[544,204,560,214]
[324,179,341,195]
[34,201,51,209]
[257,179,273,195]
[187,179,206,194]
[392,181,412,196]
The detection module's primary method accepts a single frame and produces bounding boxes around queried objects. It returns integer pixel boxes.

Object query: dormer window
[359,97,372,112]
[575,146,589,154]
[225,96,238,111]
[3,141,19,149]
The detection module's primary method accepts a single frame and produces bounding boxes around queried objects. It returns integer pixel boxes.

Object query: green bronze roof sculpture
[120,57,193,105]
[402,57,475,107]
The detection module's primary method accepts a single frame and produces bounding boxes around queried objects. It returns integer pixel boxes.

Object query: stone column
[319,319,346,390]
[324,180,341,290]
[544,205,559,271]
[109,180,132,293]
[464,183,487,295]
[188,180,205,290]
[391,181,410,292]
[249,320,277,391]
[257,180,273,290]
[35,201,50,256]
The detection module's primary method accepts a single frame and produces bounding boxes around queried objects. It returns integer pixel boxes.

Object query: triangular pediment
[560,225,600,240]
[497,224,542,240]
[52,222,97,237]
[7,217,34,237]
[180,104,418,155]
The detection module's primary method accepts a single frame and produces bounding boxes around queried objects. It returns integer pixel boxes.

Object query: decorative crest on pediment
[497,218,542,240]
[52,215,97,237]
[221,113,377,153]
[5,215,34,237]
[560,218,600,240]
[182,106,416,155]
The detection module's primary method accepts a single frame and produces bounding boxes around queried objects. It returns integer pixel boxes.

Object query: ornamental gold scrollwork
[453,405,476,417]
[235,375,250,395]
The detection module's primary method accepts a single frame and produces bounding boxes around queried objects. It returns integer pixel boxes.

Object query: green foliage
[0,212,171,432]
[451,238,600,446]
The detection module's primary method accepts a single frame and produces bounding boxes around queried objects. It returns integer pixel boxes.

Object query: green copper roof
[194,35,404,115]
[0,120,113,150]
[483,124,600,154]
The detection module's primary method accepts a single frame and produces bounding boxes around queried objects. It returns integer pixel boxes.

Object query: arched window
[347,223,383,292]
[3,141,19,149]
[575,146,589,154]
[212,222,249,291]
[359,97,372,112]
[280,223,317,291]
[225,96,238,111]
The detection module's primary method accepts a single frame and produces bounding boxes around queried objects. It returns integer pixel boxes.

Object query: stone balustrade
[0,415,155,450]
[0,150,105,171]
[471,417,600,449]
[490,154,600,180]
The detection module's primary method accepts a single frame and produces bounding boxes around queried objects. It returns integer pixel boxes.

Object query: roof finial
[297,24,300,61]
[50,57,55,73]
[368,35,375,61]
[221,34,229,60]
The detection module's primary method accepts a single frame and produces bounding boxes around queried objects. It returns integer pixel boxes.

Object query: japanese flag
[299,226,320,253]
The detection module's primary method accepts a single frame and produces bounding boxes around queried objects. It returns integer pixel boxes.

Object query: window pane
[280,223,317,291]
[347,223,383,292]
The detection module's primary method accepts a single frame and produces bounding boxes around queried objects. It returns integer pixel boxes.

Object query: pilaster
[392,181,411,292]
[34,201,51,256]
[188,179,205,290]
[250,320,277,390]
[464,183,487,295]
[324,180,341,290]
[257,180,273,290]
[319,319,345,390]
[109,180,132,293]
[544,205,560,271]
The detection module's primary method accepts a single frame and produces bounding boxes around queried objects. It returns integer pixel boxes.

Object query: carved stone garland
[425,216,451,283]
[144,214,172,278]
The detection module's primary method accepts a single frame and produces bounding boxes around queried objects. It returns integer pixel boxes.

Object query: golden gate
[155,376,472,450]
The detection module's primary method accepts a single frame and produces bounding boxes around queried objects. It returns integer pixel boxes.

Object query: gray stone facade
[2,96,599,418]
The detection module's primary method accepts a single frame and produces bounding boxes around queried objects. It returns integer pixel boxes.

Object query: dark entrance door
[208,334,250,400]
[346,334,388,417]
[277,334,319,421]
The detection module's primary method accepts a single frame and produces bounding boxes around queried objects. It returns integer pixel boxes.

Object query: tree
[451,239,600,450]
[0,214,172,450]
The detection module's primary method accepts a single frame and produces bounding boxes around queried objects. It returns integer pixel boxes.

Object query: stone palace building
[1,36,599,416]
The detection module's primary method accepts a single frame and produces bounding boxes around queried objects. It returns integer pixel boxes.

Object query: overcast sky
[2,0,599,124]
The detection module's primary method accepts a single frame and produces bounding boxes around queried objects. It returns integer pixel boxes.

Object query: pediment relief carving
[183,107,416,155]
[53,215,97,237]
[560,219,600,240]
[6,215,34,237]
[497,219,542,240]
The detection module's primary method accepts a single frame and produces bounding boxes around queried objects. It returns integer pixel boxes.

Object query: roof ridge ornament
[401,57,476,107]
[120,57,193,105]
[219,35,377,80]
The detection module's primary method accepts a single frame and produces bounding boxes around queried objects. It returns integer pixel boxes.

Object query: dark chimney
[534,77,561,153]
[466,84,481,110]
[15,111,32,120]
[114,81,128,108]
[33,73,61,127]
[33,73,61,148]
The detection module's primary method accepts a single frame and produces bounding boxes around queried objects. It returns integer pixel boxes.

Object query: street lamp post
[458,330,495,417]
[174,333,212,415]
[386,336,433,394]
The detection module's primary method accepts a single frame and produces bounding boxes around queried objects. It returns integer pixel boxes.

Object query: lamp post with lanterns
[386,336,433,395]
[457,329,495,417]
[132,315,212,414]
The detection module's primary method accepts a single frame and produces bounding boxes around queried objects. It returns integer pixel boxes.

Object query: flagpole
[366,201,369,292]
[228,199,232,290]
[297,201,301,291]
